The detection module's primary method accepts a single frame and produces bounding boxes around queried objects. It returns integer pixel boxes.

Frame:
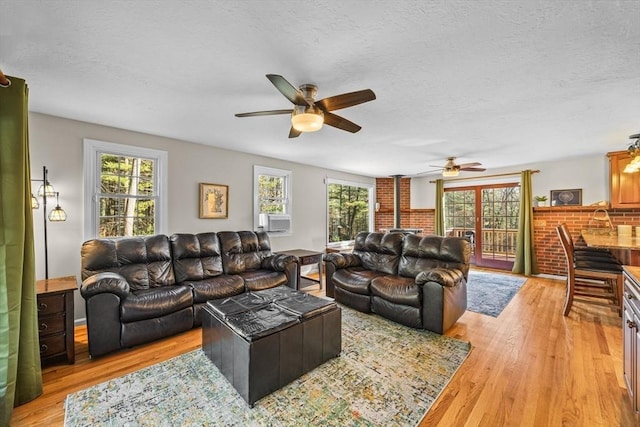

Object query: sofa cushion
[353,231,404,275]
[121,285,193,322]
[370,275,421,308]
[332,268,388,295]
[170,232,224,282]
[238,270,288,291]
[218,231,272,274]
[81,234,175,290]
[184,275,245,303]
[399,234,471,279]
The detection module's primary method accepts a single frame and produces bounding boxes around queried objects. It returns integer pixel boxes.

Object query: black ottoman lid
[252,285,300,302]
[225,305,300,341]
[206,292,269,319]
[274,293,337,319]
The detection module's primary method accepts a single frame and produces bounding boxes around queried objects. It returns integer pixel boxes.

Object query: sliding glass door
[444,183,520,270]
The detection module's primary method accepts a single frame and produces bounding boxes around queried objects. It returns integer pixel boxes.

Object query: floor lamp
[31,166,67,279]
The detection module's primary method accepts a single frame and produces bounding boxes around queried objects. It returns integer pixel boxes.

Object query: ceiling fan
[235,74,376,138]
[423,157,486,177]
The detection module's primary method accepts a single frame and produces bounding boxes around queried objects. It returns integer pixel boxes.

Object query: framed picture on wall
[550,189,582,206]
[199,183,229,218]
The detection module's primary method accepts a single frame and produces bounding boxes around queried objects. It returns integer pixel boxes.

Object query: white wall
[410,154,609,208]
[28,113,374,322]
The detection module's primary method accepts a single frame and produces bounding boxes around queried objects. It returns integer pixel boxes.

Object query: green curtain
[435,179,444,236]
[512,170,539,276]
[0,76,42,426]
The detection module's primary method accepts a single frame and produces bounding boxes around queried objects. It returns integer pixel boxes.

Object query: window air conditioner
[259,214,291,232]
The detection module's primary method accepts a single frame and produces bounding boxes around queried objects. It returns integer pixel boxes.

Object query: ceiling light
[442,168,459,177]
[291,106,323,132]
[624,133,640,173]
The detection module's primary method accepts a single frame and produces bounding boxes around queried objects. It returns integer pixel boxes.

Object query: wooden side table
[276,249,323,291]
[36,276,77,366]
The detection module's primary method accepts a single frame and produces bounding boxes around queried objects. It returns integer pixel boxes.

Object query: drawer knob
[627,293,636,300]
[37,302,48,311]
[39,323,48,331]
[628,320,637,329]
[39,344,48,353]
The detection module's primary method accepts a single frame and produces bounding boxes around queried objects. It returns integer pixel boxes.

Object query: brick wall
[375,178,640,274]
[534,207,640,275]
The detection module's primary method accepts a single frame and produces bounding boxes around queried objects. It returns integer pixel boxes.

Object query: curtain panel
[0,76,42,426]
[512,169,539,276]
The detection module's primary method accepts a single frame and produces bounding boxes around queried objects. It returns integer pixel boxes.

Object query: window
[83,139,168,239]
[254,165,292,233]
[327,179,373,243]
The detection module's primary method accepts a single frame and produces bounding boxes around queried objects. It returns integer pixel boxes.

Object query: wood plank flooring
[10,273,639,426]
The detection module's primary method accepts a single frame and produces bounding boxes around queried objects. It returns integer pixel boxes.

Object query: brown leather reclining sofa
[80,230,298,357]
[324,231,470,334]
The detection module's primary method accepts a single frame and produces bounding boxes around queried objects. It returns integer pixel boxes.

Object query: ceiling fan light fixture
[291,106,323,132]
[442,168,459,177]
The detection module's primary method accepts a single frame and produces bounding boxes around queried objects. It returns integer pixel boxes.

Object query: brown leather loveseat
[80,230,298,357]
[324,231,470,334]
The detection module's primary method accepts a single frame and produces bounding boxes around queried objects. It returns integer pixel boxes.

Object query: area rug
[64,307,470,426]
[466,269,527,317]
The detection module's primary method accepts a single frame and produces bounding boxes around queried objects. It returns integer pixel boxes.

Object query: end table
[36,276,77,366]
[276,249,323,291]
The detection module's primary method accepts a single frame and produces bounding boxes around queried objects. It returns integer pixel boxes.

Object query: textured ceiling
[1,0,639,177]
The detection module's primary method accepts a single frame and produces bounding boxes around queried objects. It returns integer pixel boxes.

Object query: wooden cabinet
[609,151,640,208]
[36,276,77,366]
[623,266,640,413]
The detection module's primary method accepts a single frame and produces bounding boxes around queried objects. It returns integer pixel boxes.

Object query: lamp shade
[442,168,459,177]
[291,106,323,132]
[37,183,56,197]
[31,194,39,209]
[48,206,67,221]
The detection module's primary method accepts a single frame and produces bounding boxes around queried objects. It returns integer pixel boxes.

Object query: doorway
[444,183,520,270]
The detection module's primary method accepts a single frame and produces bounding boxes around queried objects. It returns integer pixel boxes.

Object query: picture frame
[550,189,582,206]
[199,183,228,219]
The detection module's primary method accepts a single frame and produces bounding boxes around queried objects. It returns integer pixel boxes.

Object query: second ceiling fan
[425,157,486,177]
[235,74,376,138]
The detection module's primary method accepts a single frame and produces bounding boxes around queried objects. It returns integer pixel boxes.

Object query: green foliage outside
[99,154,155,237]
[258,175,286,214]
[328,183,369,242]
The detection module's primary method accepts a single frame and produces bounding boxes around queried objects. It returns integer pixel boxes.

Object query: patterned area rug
[64,307,470,426]
[466,270,527,317]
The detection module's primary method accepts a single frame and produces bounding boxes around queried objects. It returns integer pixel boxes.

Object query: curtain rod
[428,169,540,183]
[0,68,11,87]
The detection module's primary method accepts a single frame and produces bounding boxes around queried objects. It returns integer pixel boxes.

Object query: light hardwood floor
[10,273,639,426]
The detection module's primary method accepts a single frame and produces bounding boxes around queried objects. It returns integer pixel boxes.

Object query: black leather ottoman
[202,286,341,406]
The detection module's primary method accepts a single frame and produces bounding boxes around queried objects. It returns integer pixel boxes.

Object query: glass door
[444,183,520,270]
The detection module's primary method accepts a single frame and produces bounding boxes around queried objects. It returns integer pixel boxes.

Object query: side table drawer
[39,334,66,359]
[38,315,65,337]
[37,294,65,316]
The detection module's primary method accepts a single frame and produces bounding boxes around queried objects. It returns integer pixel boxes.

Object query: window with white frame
[83,139,167,239]
[254,165,292,233]
[327,179,374,244]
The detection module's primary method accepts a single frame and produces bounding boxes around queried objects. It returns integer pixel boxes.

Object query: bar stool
[556,224,623,316]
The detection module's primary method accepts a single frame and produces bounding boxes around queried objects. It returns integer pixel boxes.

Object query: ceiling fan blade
[235,109,293,117]
[460,167,486,172]
[288,127,302,138]
[323,112,362,133]
[266,74,310,106]
[317,89,376,111]
[457,162,482,168]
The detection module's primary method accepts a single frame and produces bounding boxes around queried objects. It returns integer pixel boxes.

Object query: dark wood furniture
[276,249,323,290]
[608,150,640,209]
[36,276,77,365]
[623,266,640,413]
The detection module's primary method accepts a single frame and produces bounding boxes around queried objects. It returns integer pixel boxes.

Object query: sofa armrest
[324,253,362,269]
[80,272,130,299]
[261,253,297,271]
[415,267,464,288]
